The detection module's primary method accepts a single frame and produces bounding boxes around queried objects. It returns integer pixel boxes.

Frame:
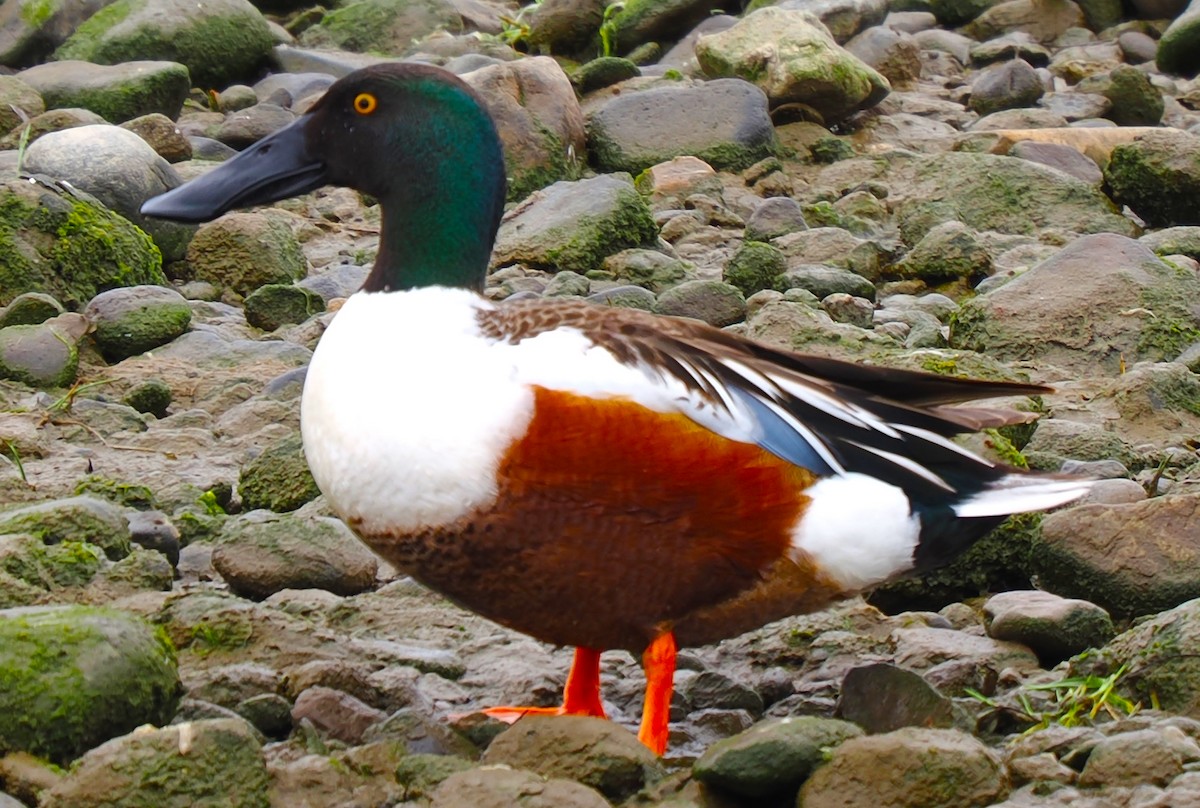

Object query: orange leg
[637,631,677,757]
[480,646,606,722]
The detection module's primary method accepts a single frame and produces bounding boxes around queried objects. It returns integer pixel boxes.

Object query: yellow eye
[353,93,377,115]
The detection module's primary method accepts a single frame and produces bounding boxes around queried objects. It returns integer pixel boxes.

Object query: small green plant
[967,663,1141,734]
[198,489,226,516]
[46,379,114,416]
[1,440,26,483]
[598,1,625,57]
[494,0,543,50]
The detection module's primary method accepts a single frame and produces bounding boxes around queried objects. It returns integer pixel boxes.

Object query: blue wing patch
[727,386,838,476]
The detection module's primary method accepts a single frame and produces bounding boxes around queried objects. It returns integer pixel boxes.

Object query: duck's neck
[361,83,507,294]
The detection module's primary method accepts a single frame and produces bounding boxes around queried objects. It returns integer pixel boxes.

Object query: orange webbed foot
[478,647,607,724]
[637,631,677,757]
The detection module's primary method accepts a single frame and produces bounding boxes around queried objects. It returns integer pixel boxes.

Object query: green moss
[1,537,103,589]
[982,428,1028,469]
[1137,283,1200,360]
[189,619,253,656]
[74,476,157,510]
[20,0,57,27]
[870,513,1043,613]
[0,605,180,763]
[238,433,320,513]
[544,185,658,274]
[724,242,786,296]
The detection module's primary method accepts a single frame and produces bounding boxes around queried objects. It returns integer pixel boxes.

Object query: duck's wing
[482,298,1088,515]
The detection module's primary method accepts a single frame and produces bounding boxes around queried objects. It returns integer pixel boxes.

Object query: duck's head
[143,62,508,292]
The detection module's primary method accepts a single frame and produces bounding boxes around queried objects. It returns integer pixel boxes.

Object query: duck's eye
[353,93,378,115]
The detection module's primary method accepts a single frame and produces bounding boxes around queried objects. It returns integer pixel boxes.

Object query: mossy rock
[85,285,192,362]
[724,242,787,297]
[299,0,461,54]
[38,718,267,807]
[0,534,105,590]
[56,0,274,89]
[572,57,640,93]
[0,496,132,561]
[73,475,156,509]
[1105,130,1200,228]
[238,433,320,513]
[122,378,172,417]
[0,604,181,764]
[394,753,474,801]
[243,284,325,331]
[0,177,164,309]
[0,292,65,328]
[184,212,306,297]
[0,320,80,388]
[869,513,1043,613]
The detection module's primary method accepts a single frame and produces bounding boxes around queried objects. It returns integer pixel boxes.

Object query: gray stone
[821,292,874,328]
[213,103,296,150]
[1119,31,1159,65]
[696,7,890,124]
[1037,493,1200,619]
[1009,140,1102,185]
[291,686,386,744]
[482,715,662,802]
[0,605,181,764]
[837,663,957,733]
[38,719,267,807]
[493,174,658,274]
[964,0,1085,45]
[121,112,193,163]
[969,58,1043,116]
[1078,728,1198,787]
[654,279,746,326]
[0,76,44,133]
[0,0,113,67]
[1038,91,1111,121]
[745,197,808,242]
[779,265,875,301]
[775,0,889,43]
[212,512,377,599]
[23,124,192,262]
[586,79,775,174]
[431,767,609,808]
[983,590,1114,665]
[844,25,921,89]
[798,728,1005,807]
[587,284,657,310]
[56,0,275,88]
[16,60,189,123]
[693,716,862,798]
[84,285,192,362]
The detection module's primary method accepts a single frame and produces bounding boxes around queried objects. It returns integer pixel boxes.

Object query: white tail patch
[952,476,1093,518]
[791,473,921,590]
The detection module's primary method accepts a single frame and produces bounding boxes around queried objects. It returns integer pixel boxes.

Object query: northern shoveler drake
[143,62,1092,755]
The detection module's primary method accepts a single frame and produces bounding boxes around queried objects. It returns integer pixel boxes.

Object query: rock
[894,221,990,283]
[1022,418,1137,469]
[797,727,1005,807]
[430,766,610,808]
[291,686,386,744]
[0,605,181,764]
[542,270,589,297]
[0,176,164,309]
[213,103,295,150]
[185,211,307,297]
[212,512,377,599]
[1079,727,1199,788]
[0,496,131,561]
[22,123,193,263]
[604,0,726,56]
[482,715,662,802]
[493,174,658,274]
[964,0,1085,44]
[724,242,787,297]
[1092,65,1163,127]
[837,663,958,733]
[1118,31,1158,66]
[0,292,64,328]
[1158,0,1200,77]
[779,265,875,301]
[0,0,113,67]
[775,0,889,43]
[0,314,84,388]
[122,378,173,418]
[969,59,1043,116]
[820,293,873,328]
[588,284,657,310]
[895,152,1135,243]
[38,719,267,807]
[464,57,586,200]
[126,510,181,567]
[928,0,997,25]
[238,432,321,513]
[243,284,324,331]
[122,112,193,163]
[586,79,776,173]
[1105,130,1200,227]
[572,57,640,93]
[744,197,808,242]
[844,26,921,89]
[693,716,861,798]
[695,7,890,124]
[891,627,1040,694]
[300,0,464,55]
[983,590,1114,666]
[0,534,105,593]
[653,279,746,326]
[56,0,274,88]
[1083,599,1200,719]
[601,249,692,293]
[526,0,609,54]
[16,60,189,123]
[1008,140,1102,185]
[951,235,1200,375]
[84,285,192,362]
[1036,494,1200,619]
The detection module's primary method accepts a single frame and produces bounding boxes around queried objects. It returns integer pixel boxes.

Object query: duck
[142,62,1092,756]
